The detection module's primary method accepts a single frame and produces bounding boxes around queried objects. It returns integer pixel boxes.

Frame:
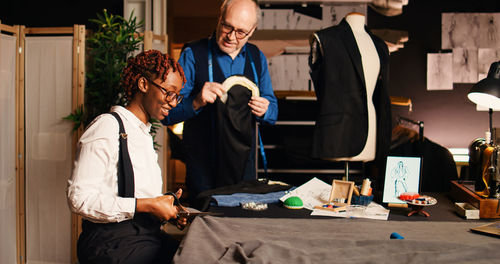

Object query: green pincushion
[284,196,304,209]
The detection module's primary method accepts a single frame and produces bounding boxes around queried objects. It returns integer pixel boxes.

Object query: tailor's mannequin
[332,12,379,162]
[309,10,393,183]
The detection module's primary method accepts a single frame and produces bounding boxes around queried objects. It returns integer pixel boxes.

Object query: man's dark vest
[182,37,262,196]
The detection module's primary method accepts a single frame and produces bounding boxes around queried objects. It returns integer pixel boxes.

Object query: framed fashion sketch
[382,156,422,204]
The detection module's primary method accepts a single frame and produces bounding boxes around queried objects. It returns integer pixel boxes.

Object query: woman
[67,50,186,264]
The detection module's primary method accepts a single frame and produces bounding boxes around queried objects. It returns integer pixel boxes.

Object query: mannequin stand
[343,161,350,181]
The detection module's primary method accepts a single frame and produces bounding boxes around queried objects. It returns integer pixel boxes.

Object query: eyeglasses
[220,22,253,40]
[143,76,183,104]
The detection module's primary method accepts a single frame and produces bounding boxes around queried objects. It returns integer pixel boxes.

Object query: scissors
[165,192,188,214]
[164,191,189,230]
[163,192,222,230]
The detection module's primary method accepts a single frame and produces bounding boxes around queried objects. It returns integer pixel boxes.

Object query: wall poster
[427,52,453,90]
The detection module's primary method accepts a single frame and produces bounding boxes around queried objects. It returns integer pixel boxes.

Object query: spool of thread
[361,178,371,196]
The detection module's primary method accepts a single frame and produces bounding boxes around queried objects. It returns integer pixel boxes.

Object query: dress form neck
[340,12,379,162]
[346,13,366,32]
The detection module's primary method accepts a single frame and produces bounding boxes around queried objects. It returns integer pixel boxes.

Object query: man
[163,0,278,201]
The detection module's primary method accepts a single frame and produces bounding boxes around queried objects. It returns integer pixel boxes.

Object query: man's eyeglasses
[143,76,183,104]
[220,22,253,40]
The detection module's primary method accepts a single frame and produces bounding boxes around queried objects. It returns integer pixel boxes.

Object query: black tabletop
[208,192,491,222]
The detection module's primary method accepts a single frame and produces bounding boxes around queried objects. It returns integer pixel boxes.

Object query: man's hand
[193,82,225,110]
[248,96,269,117]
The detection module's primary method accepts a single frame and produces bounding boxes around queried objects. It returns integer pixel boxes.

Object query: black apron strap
[109,112,135,198]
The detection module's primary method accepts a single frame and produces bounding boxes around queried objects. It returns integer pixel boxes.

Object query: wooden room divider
[0,20,23,264]
[22,25,85,264]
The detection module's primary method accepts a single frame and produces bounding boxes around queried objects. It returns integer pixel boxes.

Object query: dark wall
[168,0,220,44]
[0,0,122,29]
[3,0,500,149]
[368,0,500,148]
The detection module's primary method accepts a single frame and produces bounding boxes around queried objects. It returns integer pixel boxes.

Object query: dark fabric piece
[182,38,262,199]
[309,19,392,162]
[78,215,177,264]
[109,112,135,198]
[173,216,500,264]
[193,179,292,211]
[215,84,255,188]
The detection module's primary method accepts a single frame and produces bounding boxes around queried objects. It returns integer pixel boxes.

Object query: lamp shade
[468,61,500,109]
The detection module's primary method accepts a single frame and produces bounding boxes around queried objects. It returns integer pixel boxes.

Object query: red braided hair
[121,49,186,101]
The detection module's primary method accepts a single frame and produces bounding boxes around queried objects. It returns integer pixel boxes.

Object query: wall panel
[25,36,73,264]
[0,33,18,264]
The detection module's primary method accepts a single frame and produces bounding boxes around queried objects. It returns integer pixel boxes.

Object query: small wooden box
[450,181,500,219]
[314,180,355,212]
[329,180,355,206]
[454,202,480,219]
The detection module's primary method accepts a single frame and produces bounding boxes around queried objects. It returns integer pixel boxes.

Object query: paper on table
[311,202,390,221]
[279,177,332,210]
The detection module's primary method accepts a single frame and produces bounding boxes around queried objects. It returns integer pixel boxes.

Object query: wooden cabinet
[450,180,500,219]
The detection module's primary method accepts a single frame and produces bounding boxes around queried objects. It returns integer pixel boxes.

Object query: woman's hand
[136,189,188,229]
[136,195,177,222]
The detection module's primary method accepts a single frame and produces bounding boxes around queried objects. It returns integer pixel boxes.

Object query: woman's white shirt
[67,106,163,223]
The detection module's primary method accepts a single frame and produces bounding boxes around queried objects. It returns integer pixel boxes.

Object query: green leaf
[63,105,84,131]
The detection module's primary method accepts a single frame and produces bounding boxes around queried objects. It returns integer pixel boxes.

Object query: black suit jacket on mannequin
[309,19,392,161]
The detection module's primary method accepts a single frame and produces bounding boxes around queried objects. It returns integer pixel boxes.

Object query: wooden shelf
[274,90,315,99]
[258,0,370,4]
[251,30,315,41]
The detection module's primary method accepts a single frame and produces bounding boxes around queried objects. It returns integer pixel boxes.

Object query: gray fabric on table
[173,216,500,264]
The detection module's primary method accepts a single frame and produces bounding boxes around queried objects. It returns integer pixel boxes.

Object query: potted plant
[65,9,143,131]
[65,9,163,148]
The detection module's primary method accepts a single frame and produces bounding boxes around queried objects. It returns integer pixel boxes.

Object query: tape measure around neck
[207,41,258,86]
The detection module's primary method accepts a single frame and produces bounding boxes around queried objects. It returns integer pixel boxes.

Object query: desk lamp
[467,61,500,198]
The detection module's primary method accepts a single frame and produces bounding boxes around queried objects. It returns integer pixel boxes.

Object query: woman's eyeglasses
[143,76,183,104]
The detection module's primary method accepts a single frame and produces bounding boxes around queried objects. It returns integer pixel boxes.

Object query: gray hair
[220,0,261,27]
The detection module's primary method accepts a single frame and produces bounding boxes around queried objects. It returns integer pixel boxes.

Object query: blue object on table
[352,195,373,206]
[390,232,405,239]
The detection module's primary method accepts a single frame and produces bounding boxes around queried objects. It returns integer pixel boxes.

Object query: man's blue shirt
[163,39,278,125]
